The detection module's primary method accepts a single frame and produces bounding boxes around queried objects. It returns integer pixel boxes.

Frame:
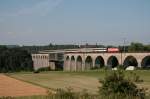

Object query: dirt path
[0,74,47,97]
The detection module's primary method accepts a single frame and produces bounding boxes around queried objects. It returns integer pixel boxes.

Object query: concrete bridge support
[76,56,82,71]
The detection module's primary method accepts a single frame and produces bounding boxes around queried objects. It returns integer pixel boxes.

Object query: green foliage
[99,70,145,99]
[47,87,98,99]
[54,87,75,99]
[117,65,126,70]
[0,97,13,99]
[22,44,80,53]
[128,42,146,52]
[1,88,149,99]
[119,42,150,52]
[0,46,33,73]
[34,67,51,73]
[128,72,143,83]
[144,45,150,52]
[45,87,96,99]
[91,66,100,70]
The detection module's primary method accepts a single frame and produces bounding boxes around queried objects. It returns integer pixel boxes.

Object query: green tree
[128,42,144,52]
[0,46,33,72]
[99,70,145,99]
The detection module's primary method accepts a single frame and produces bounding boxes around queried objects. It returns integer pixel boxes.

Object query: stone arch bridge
[32,48,150,71]
[64,52,150,71]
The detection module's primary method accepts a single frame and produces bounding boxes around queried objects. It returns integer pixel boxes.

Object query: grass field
[7,70,150,94]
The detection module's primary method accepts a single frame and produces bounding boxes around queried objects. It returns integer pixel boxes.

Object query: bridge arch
[107,56,119,68]
[66,56,69,59]
[70,56,75,71]
[76,56,82,71]
[123,56,138,68]
[65,56,70,70]
[85,56,93,70]
[141,56,150,69]
[95,56,104,68]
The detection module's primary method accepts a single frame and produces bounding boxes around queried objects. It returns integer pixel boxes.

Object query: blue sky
[0,0,149,45]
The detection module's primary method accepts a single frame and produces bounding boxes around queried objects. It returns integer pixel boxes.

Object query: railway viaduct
[32,48,150,71]
[64,52,150,71]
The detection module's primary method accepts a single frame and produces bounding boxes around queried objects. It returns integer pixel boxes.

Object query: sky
[0,0,149,46]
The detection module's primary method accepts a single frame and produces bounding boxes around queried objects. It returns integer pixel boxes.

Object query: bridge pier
[82,61,85,71]
[92,61,95,68]
[137,60,142,68]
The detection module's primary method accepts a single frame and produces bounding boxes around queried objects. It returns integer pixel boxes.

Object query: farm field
[7,71,101,94]
[7,70,150,94]
[0,74,47,97]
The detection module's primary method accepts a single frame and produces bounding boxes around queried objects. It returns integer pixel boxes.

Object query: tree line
[118,42,150,52]
[3,42,150,54]
[21,42,150,53]
[0,46,33,73]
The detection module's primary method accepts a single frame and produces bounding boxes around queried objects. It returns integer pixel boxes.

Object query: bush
[99,70,145,99]
[102,66,111,70]
[34,67,51,73]
[117,65,125,70]
[46,87,98,99]
[33,70,40,73]
[0,97,14,99]
[129,72,143,83]
[55,87,75,99]
[91,66,100,70]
